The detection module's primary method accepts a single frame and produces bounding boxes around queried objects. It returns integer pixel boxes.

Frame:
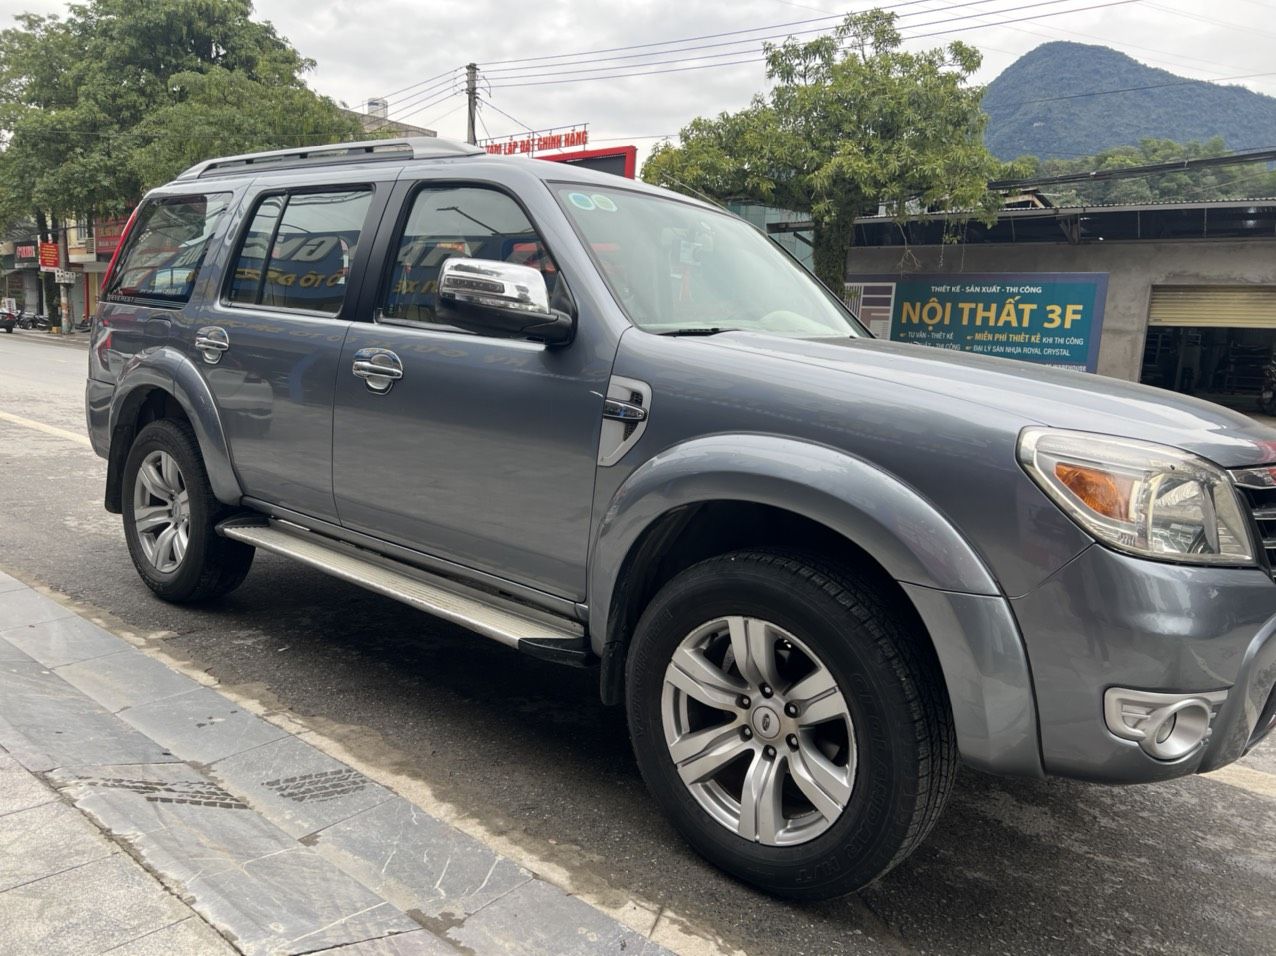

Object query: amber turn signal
[1054,463,1132,520]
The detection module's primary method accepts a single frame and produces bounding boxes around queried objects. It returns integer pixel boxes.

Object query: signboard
[538,145,637,179]
[92,215,130,257]
[15,244,36,262]
[844,272,1109,373]
[38,241,59,272]
[54,268,76,285]
[480,125,588,156]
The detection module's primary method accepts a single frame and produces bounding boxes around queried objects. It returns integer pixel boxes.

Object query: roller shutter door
[1148,285,1276,328]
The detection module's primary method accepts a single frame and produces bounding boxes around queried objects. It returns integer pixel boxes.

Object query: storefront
[823,199,1276,412]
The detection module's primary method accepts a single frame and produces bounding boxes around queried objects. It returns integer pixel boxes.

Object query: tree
[1013,138,1276,206]
[642,10,1007,290]
[0,0,362,221]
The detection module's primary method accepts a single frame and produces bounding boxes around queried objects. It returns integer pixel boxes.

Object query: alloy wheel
[132,449,190,573]
[660,616,856,846]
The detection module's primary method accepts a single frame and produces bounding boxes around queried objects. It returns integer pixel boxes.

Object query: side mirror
[437,258,574,346]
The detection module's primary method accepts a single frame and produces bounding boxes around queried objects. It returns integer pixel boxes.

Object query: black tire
[625,549,957,900]
[121,419,254,602]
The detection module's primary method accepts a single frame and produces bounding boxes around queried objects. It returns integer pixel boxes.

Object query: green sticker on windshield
[592,194,617,212]
[568,192,595,210]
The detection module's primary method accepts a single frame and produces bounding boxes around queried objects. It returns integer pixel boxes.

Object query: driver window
[381,185,557,326]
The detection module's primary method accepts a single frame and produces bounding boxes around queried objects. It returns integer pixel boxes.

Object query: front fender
[590,434,1043,778]
[107,347,242,508]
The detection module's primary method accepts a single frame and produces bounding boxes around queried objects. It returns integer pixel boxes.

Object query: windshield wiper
[655,327,744,337]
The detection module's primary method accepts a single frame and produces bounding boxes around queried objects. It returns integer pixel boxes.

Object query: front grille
[1235,483,1276,575]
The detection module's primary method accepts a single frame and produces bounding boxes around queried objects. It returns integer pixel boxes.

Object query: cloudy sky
[2,0,1273,161]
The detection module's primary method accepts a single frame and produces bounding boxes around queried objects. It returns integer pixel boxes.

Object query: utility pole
[56,219,70,335]
[465,63,478,145]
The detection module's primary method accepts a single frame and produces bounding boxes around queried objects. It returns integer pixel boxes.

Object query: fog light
[1104,688,1227,761]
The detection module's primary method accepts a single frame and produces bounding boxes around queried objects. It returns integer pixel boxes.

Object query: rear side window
[105,194,230,304]
[227,188,373,315]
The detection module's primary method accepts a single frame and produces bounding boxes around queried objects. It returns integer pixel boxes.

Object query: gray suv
[87,137,1276,900]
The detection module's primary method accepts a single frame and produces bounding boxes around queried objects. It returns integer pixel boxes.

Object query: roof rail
[174,137,486,181]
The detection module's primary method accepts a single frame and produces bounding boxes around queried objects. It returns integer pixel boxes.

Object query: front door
[332,182,610,600]
[187,182,381,522]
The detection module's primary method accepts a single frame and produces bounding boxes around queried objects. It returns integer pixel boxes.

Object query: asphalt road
[2,330,1274,956]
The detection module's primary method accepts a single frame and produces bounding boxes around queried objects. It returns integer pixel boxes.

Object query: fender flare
[106,347,243,509]
[590,434,1043,777]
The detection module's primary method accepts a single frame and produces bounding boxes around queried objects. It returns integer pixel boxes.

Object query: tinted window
[227,189,372,315]
[106,194,230,303]
[382,186,555,326]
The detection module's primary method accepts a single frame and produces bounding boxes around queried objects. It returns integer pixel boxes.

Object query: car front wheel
[625,549,957,900]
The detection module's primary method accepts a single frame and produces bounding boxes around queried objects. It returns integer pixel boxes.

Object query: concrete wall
[847,238,1276,381]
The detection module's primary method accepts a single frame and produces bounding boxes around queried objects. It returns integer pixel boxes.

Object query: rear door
[179,172,390,522]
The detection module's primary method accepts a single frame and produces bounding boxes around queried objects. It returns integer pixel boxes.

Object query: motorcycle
[1260,358,1276,415]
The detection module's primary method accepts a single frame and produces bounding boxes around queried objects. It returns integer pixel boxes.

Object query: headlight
[1018,428,1254,565]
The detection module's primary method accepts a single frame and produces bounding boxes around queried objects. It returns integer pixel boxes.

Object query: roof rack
[174,137,485,181]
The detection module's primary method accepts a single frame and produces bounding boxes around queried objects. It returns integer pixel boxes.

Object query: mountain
[982,42,1276,160]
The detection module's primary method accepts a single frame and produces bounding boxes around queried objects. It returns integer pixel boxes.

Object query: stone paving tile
[0,661,176,771]
[0,588,74,629]
[0,853,193,955]
[449,878,669,956]
[0,800,115,893]
[0,753,56,816]
[119,685,289,765]
[0,572,26,595]
[321,929,461,955]
[3,613,129,668]
[212,734,395,839]
[53,762,422,956]
[0,635,31,661]
[187,848,421,956]
[59,645,200,713]
[103,916,235,956]
[51,762,294,883]
[313,797,533,921]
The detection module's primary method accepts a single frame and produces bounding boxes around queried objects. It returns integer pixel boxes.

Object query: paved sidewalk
[0,571,669,956]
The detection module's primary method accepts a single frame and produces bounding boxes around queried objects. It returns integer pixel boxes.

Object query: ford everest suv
[87,137,1276,900]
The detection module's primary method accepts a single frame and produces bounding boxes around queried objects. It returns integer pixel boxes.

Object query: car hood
[711,332,1276,469]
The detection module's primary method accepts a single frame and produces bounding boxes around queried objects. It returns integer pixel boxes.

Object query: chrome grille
[1232,469,1276,574]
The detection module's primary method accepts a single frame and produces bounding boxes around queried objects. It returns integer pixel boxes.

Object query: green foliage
[984,42,1276,161]
[0,0,362,219]
[642,10,1007,289]
[1012,137,1276,204]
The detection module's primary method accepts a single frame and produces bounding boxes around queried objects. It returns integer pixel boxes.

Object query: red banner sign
[482,127,588,157]
[38,241,59,271]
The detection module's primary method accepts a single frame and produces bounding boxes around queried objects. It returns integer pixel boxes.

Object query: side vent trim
[598,375,652,467]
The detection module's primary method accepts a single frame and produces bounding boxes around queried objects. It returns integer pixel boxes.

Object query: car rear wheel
[625,549,956,900]
[122,419,253,602]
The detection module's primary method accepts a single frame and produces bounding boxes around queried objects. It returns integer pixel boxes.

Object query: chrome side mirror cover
[438,257,573,345]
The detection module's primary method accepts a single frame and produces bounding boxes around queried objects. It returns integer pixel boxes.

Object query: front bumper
[1011,544,1276,783]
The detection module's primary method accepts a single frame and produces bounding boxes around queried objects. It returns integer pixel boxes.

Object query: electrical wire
[377,66,463,103]
[393,90,461,123]
[383,73,464,115]
[488,0,1144,87]
[485,0,1113,78]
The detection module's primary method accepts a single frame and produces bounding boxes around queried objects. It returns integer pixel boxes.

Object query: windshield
[555,185,865,338]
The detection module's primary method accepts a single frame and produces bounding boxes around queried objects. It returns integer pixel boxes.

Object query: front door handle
[194,326,229,365]
[352,348,403,393]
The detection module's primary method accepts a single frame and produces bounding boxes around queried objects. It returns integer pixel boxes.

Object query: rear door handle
[352,348,403,393]
[194,326,229,365]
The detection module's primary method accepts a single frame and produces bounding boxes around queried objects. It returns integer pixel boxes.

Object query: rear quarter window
[104,194,231,305]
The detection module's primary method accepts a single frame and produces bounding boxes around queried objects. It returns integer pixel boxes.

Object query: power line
[489,0,1143,88]
[378,66,463,103]
[393,90,461,123]
[486,0,1118,80]
[988,69,1276,109]
[383,73,464,115]
[482,0,1031,74]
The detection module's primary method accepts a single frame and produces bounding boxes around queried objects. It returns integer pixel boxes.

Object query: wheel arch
[105,347,242,513]
[590,435,1043,777]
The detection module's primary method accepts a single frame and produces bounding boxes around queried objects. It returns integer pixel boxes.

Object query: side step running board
[220,521,591,663]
